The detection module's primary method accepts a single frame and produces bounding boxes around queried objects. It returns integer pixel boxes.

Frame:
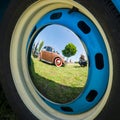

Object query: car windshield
[46,47,52,52]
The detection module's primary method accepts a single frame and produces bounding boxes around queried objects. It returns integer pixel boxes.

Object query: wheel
[0,0,120,120]
[54,58,63,67]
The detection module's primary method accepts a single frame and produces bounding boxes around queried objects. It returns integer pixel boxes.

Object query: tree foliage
[38,41,44,52]
[62,43,77,58]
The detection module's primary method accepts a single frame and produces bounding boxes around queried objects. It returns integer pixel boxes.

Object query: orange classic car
[38,46,65,67]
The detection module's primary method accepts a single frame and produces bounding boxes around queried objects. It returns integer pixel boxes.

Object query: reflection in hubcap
[29,24,88,104]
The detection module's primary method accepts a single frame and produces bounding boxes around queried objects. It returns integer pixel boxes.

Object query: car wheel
[54,58,63,67]
[0,0,120,120]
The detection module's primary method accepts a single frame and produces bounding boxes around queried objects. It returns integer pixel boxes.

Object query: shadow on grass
[73,65,81,68]
[29,59,84,104]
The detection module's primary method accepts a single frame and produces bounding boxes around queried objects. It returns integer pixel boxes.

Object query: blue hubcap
[28,8,109,114]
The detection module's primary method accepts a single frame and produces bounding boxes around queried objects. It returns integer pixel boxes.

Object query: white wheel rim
[55,58,62,67]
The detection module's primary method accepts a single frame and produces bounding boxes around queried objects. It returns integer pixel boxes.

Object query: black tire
[0,0,120,120]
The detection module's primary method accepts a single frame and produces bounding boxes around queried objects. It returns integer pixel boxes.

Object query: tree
[62,43,77,61]
[38,41,44,52]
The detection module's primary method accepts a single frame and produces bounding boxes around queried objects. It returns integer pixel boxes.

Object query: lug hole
[78,21,91,34]
[95,53,104,70]
[86,90,98,102]
[50,12,62,20]
[61,106,73,112]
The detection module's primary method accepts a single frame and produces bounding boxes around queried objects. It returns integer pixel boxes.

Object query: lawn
[30,57,88,104]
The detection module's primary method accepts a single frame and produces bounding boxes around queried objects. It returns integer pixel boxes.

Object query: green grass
[30,57,88,103]
[0,57,87,120]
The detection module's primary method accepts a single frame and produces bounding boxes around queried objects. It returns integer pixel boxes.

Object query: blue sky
[34,24,87,62]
